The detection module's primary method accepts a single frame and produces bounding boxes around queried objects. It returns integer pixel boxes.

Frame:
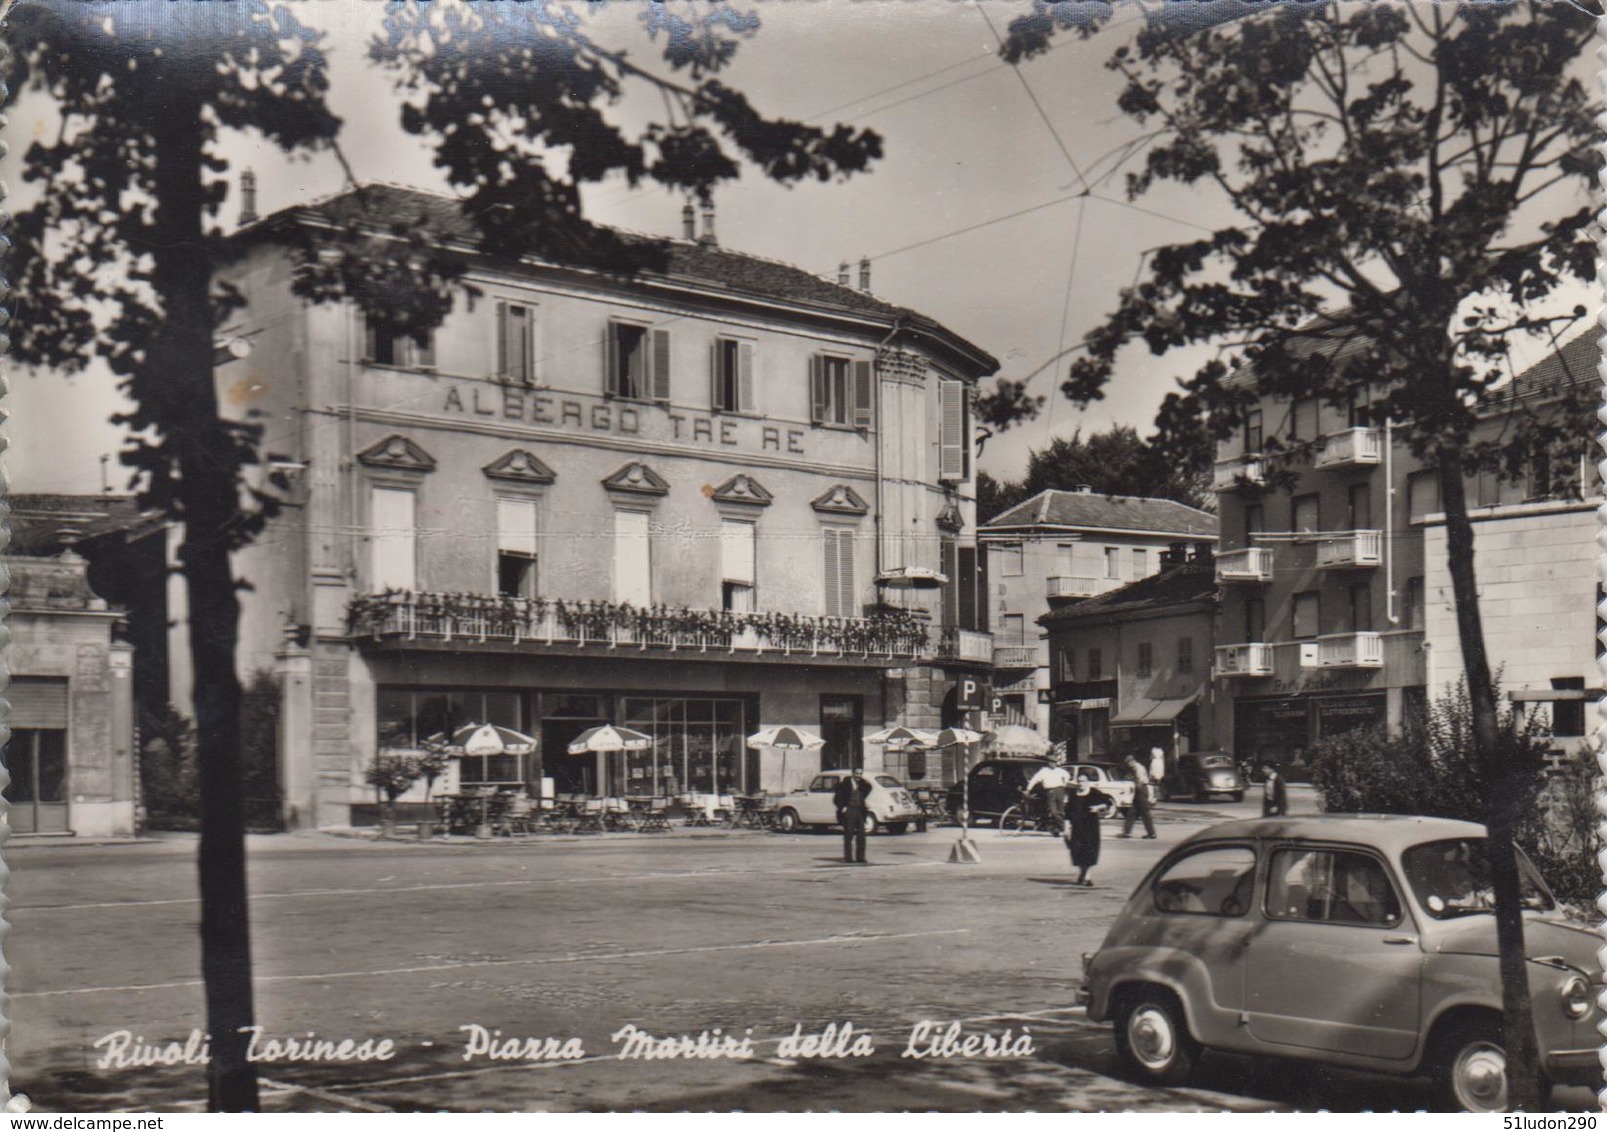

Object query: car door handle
[1382,934,1418,946]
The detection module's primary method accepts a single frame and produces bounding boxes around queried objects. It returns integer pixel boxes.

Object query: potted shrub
[416,746,452,839]
[366,752,421,838]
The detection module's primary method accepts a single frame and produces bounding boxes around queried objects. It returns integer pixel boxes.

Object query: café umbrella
[747,725,827,792]
[987,724,1051,758]
[567,724,655,796]
[423,723,539,837]
[864,725,937,750]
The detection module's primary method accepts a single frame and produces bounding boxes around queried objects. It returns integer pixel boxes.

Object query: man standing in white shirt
[1025,755,1074,834]
[1148,745,1166,804]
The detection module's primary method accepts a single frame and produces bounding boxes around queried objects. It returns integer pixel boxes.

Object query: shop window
[625,696,752,795]
[369,486,417,592]
[1136,642,1154,678]
[496,496,539,598]
[607,321,670,402]
[376,689,526,784]
[365,315,434,369]
[721,518,756,612]
[497,301,537,385]
[1293,591,1320,639]
[712,337,754,413]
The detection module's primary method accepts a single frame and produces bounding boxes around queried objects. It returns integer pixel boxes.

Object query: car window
[1402,838,1555,919]
[1152,846,1256,917]
[975,766,997,779]
[874,776,901,789]
[808,776,833,792]
[1265,847,1402,927]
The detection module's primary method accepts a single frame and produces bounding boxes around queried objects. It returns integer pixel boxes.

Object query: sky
[5,0,1596,496]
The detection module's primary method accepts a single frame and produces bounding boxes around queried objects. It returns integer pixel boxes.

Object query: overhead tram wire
[977,4,1089,193]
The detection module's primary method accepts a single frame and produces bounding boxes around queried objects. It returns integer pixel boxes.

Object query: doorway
[6,729,69,834]
[541,718,606,796]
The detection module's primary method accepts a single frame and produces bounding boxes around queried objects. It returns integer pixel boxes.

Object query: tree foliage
[977,424,1212,523]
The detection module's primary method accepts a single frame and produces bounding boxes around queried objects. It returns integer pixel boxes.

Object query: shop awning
[1110,692,1199,727]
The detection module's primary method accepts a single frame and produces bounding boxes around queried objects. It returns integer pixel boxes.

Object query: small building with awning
[1040,548,1217,769]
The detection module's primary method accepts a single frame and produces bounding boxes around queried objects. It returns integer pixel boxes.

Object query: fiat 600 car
[1078,815,1598,1111]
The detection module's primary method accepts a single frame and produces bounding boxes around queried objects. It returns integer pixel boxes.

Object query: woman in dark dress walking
[1064,769,1113,887]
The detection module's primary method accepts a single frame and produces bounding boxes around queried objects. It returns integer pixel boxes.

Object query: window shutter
[822,529,841,617]
[651,329,672,402]
[738,342,755,412]
[9,677,68,728]
[496,302,510,381]
[604,323,619,397]
[709,339,722,411]
[939,379,964,480]
[836,529,856,618]
[941,538,959,627]
[852,359,873,428]
[810,356,826,424]
[957,545,977,630]
[975,543,989,632]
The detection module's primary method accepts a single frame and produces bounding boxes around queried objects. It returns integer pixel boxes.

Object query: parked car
[946,757,1047,823]
[1078,814,1598,1112]
[773,770,923,834]
[1070,763,1135,814]
[1163,752,1245,803]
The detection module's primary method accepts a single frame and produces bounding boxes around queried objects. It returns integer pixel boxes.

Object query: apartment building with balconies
[198,184,998,827]
[1212,329,1596,776]
[979,488,1216,734]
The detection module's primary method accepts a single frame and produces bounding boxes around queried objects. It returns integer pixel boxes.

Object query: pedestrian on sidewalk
[1261,761,1289,817]
[1118,753,1156,839]
[1148,745,1166,804]
[1025,754,1073,834]
[833,766,874,864]
[1065,768,1112,886]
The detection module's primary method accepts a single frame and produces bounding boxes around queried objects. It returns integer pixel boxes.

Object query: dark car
[1164,752,1245,803]
[945,757,1048,823]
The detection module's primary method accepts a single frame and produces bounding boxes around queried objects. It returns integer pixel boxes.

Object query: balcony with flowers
[346,590,934,667]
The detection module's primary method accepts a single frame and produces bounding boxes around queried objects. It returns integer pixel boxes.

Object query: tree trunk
[149,86,260,1112]
[1435,446,1541,1110]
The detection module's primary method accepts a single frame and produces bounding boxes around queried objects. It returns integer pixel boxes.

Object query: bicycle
[999,790,1057,835]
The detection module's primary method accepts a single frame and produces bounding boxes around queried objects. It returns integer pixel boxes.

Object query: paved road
[8,793,1591,1112]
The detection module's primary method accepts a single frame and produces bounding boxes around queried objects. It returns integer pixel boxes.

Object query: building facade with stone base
[202,184,997,828]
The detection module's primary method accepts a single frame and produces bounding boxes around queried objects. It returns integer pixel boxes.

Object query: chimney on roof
[1073,484,1093,494]
[858,256,871,292]
[682,202,696,241]
[1190,541,1214,566]
[838,261,850,287]
[239,168,259,226]
[699,203,717,247]
[1160,542,1188,570]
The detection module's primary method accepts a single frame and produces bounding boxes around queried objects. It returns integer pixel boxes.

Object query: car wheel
[887,822,909,835]
[1114,990,1199,1086]
[861,813,878,836]
[1435,1021,1521,1113]
[776,808,801,834]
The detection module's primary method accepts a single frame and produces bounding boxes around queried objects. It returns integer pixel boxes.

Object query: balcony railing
[347,591,930,661]
[1214,642,1273,677]
[993,644,1041,669]
[1315,530,1383,568]
[1315,427,1383,469]
[1214,547,1274,583]
[1212,455,1266,493]
[1316,631,1384,669]
[936,626,995,665]
[1046,575,1104,600]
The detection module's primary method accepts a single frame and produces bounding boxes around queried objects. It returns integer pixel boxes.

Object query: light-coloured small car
[1071,763,1136,814]
[774,770,923,835]
[1079,815,1598,1112]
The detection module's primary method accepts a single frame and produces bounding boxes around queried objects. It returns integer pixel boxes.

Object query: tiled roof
[7,494,165,557]
[250,183,996,371]
[1041,560,1217,626]
[983,489,1218,538]
[1504,329,1599,400]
